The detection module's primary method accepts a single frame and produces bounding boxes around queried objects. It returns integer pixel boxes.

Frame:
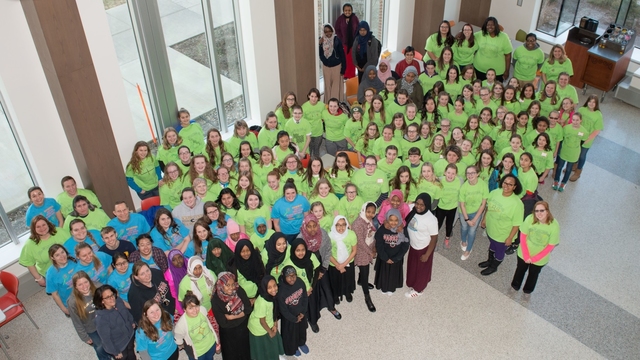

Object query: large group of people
[15,5,603,360]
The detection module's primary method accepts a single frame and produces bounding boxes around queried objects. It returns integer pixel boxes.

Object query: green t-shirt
[322,110,348,141]
[461,153,477,167]
[373,138,402,159]
[185,311,216,355]
[438,176,462,210]
[19,229,70,276]
[237,270,259,298]
[178,270,217,311]
[279,171,305,192]
[261,183,282,208]
[317,215,333,233]
[504,101,521,115]
[403,160,422,181]
[338,196,365,226]
[156,146,180,167]
[236,207,271,237]
[126,156,159,191]
[250,229,274,253]
[538,96,559,118]
[280,252,320,290]
[273,146,295,164]
[160,179,185,210]
[227,133,258,158]
[344,119,365,146]
[284,118,312,148]
[433,159,466,178]
[179,123,205,155]
[437,105,451,120]
[355,137,377,157]
[518,168,538,198]
[275,107,291,129]
[425,33,447,57]
[253,163,276,190]
[386,102,408,120]
[547,124,564,149]
[453,39,479,66]
[498,146,525,165]
[248,296,275,336]
[463,99,477,116]
[308,193,340,215]
[448,111,468,129]
[473,32,513,75]
[579,108,603,149]
[351,169,389,202]
[418,73,440,96]
[329,169,352,195]
[377,158,402,180]
[459,179,489,214]
[422,148,444,164]
[541,58,574,83]
[556,84,579,105]
[56,188,102,217]
[381,91,396,110]
[258,127,278,149]
[513,46,545,81]
[415,179,443,201]
[329,230,357,264]
[529,148,554,173]
[400,138,426,159]
[364,111,387,130]
[302,101,326,137]
[444,82,463,100]
[490,128,514,155]
[559,125,588,163]
[64,209,111,232]
[485,189,524,243]
[517,214,560,266]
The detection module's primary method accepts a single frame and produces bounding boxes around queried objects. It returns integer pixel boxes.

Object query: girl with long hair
[125,142,161,200]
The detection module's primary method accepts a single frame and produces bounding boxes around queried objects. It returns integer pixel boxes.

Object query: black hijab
[265,232,287,275]
[289,238,314,284]
[233,239,263,286]
[259,275,278,321]
[404,193,432,237]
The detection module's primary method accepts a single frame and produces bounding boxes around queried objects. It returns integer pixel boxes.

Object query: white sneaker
[461,250,471,261]
[279,356,288,360]
[404,289,423,298]
[384,291,394,296]
[461,242,467,251]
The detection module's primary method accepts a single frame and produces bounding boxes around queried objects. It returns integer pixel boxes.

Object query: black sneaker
[310,323,320,333]
[505,244,518,255]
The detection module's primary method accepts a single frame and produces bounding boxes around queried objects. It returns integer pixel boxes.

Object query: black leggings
[358,264,370,295]
[511,256,544,293]
[436,207,457,237]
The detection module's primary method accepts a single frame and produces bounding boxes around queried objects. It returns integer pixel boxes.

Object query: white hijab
[187,257,217,301]
[329,215,350,263]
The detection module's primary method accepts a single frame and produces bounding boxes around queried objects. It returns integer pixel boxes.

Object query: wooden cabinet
[565,41,590,88]
[582,45,632,92]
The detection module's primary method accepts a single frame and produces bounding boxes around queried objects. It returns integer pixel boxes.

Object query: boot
[481,258,502,276]
[572,163,578,171]
[478,250,495,268]
[570,169,582,182]
[364,294,376,313]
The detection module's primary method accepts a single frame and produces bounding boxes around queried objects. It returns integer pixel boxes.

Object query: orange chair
[341,150,362,169]
[0,271,39,353]
[141,196,161,211]
[300,154,310,168]
[345,77,359,105]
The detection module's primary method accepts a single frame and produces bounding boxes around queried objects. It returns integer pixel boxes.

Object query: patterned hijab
[215,271,244,315]
[300,213,322,252]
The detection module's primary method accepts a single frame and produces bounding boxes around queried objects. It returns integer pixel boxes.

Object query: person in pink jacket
[376,189,410,226]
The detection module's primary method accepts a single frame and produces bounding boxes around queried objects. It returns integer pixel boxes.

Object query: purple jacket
[334,13,359,50]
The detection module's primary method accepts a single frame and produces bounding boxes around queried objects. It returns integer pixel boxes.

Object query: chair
[515,29,527,43]
[300,154,310,168]
[345,77,359,105]
[0,271,39,355]
[141,196,161,211]
[448,20,456,27]
[341,150,362,169]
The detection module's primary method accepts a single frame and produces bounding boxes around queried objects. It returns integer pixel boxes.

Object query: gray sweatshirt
[67,293,97,343]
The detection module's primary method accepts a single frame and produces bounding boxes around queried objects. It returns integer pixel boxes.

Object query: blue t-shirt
[26,198,61,227]
[45,261,77,305]
[150,220,194,256]
[271,195,310,235]
[210,215,231,241]
[64,230,105,255]
[106,263,133,302]
[107,213,150,244]
[140,255,160,271]
[136,317,177,359]
[75,251,112,285]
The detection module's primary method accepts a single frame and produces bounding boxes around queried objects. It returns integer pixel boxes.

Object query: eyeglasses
[103,293,116,300]
[286,97,295,101]
[466,172,477,175]
[365,163,376,166]
[441,124,450,127]
[168,170,179,174]
[346,191,357,194]
[534,209,546,213]
[115,262,128,267]
[206,209,219,215]
[503,182,516,187]
[549,117,559,120]
[286,160,298,164]
[480,93,490,96]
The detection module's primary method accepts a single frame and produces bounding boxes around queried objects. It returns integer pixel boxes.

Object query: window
[0,98,34,247]
[537,0,640,48]
[104,0,248,142]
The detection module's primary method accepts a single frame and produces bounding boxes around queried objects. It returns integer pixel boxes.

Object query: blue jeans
[577,146,590,169]
[284,233,300,245]
[554,157,574,184]
[138,187,159,200]
[459,211,480,251]
[88,331,111,360]
[187,342,216,360]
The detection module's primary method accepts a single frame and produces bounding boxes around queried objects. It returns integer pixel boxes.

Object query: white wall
[386,0,415,52]
[489,0,542,36]
[443,0,461,23]
[0,1,81,197]
[238,0,281,127]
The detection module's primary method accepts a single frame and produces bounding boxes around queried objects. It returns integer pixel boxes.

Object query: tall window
[0,98,34,247]
[537,0,640,47]
[103,0,248,142]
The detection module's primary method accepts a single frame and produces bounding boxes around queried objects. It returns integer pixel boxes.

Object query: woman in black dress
[374,209,410,295]
[210,271,253,360]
